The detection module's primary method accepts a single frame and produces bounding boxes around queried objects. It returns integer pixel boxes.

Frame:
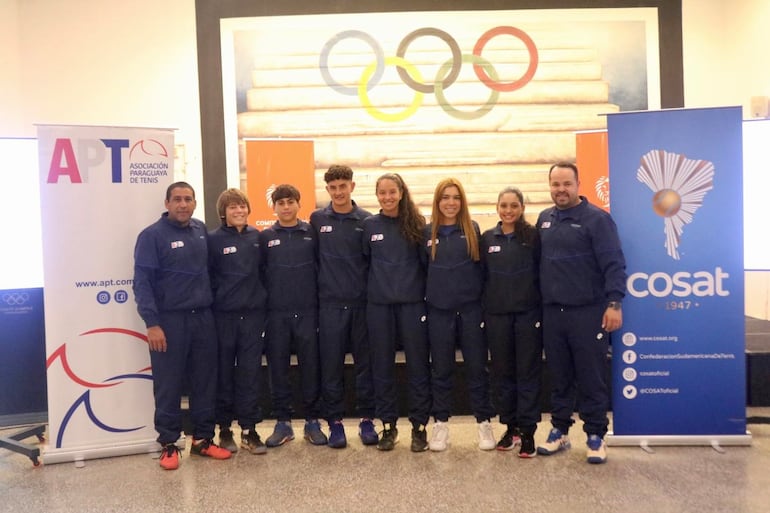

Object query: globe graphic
[652,188,681,217]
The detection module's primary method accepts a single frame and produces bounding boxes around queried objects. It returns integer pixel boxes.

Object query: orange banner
[575,130,610,212]
[244,139,316,229]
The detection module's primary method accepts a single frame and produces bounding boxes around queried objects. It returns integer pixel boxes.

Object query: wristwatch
[607,301,622,311]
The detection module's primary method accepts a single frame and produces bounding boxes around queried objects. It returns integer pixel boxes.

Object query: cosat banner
[605,107,749,445]
[38,125,174,463]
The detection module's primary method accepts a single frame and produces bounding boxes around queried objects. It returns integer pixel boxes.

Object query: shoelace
[162,444,180,459]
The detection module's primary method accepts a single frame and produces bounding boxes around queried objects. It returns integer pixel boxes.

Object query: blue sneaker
[266,421,294,448]
[586,434,607,464]
[328,420,347,449]
[358,418,379,446]
[536,428,571,455]
[304,419,328,445]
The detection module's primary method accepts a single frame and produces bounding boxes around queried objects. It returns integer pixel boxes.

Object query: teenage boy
[133,181,231,470]
[310,165,378,448]
[260,184,327,446]
[208,188,268,455]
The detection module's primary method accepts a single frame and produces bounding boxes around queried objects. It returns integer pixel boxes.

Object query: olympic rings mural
[319,26,539,122]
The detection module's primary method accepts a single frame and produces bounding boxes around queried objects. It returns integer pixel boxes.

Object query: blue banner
[608,107,745,437]
[0,288,47,425]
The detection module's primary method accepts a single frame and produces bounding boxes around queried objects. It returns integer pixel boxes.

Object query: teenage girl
[362,173,431,452]
[480,186,543,458]
[423,178,496,451]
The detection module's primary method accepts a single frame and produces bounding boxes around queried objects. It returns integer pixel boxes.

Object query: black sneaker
[189,438,232,459]
[218,427,238,453]
[518,434,537,458]
[377,423,399,451]
[411,425,428,452]
[241,429,267,455]
[496,426,522,451]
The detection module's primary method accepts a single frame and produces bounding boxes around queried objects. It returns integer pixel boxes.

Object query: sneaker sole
[242,443,267,455]
[587,455,606,464]
[328,440,347,449]
[304,435,328,446]
[518,451,537,459]
[266,435,294,448]
[190,450,231,459]
[536,442,570,455]
[377,436,399,451]
[360,435,380,446]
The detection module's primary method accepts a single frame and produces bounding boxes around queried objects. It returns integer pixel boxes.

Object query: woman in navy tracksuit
[480,186,542,458]
[362,173,431,452]
[423,178,495,452]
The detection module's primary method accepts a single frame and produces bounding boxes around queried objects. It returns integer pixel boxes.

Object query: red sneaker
[159,444,180,470]
[190,438,232,459]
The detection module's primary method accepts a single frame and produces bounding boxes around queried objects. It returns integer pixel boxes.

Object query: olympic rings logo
[2,292,30,306]
[319,26,538,121]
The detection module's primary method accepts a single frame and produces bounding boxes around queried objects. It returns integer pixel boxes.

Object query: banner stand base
[606,431,752,449]
[43,438,161,466]
[0,424,46,466]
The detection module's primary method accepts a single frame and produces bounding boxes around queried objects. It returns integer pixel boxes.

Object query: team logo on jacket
[223,246,237,255]
[488,246,501,253]
[268,239,281,248]
[371,233,384,242]
[170,240,184,249]
[540,221,551,229]
[320,225,333,233]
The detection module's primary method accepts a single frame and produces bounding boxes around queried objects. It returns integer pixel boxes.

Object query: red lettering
[46,138,82,183]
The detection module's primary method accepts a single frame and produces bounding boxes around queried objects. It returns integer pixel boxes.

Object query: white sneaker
[536,427,571,455]
[429,420,449,452]
[477,420,496,450]
[586,434,607,464]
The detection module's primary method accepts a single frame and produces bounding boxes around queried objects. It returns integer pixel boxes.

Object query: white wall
[0,0,203,205]
[1,0,768,316]
[682,0,770,117]
[682,0,770,319]
[0,1,23,132]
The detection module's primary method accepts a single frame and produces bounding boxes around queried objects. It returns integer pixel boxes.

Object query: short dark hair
[166,181,195,201]
[324,164,353,183]
[271,184,300,204]
[548,162,579,182]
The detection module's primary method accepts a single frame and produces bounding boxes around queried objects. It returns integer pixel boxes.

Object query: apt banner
[38,125,174,463]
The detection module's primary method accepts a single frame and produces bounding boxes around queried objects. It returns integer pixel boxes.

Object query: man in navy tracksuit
[133,181,231,470]
[535,162,626,464]
[260,184,327,447]
[310,165,378,448]
[208,188,268,455]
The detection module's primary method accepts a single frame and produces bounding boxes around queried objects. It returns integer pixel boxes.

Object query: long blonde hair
[430,178,479,261]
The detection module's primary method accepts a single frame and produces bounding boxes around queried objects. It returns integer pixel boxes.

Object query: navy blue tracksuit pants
[265,310,321,421]
[542,303,609,437]
[214,310,266,429]
[367,301,431,427]
[486,307,542,435]
[429,303,495,423]
[150,308,217,445]
[319,305,375,421]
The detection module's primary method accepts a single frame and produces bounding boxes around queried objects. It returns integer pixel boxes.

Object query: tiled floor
[2,410,770,513]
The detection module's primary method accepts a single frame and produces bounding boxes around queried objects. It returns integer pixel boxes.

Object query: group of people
[132,161,626,471]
